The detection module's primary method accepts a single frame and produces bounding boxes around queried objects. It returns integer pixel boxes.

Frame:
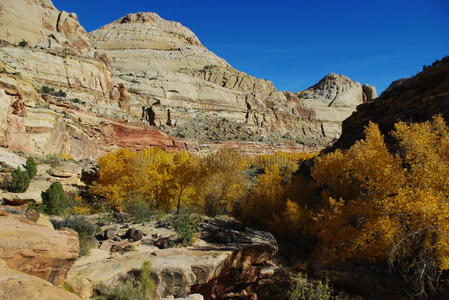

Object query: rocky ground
[0,207,280,300]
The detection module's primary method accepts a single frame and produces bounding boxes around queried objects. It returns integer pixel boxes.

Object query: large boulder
[0,214,79,285]
[0,260,81,300]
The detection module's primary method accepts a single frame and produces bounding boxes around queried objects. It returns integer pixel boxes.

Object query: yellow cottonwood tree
[172,151,197,213]
[196,148,248,216]
[312,116,449,296]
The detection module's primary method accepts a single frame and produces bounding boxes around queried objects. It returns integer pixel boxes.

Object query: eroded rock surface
[0,260,81,300]
[0,0,377,157]
[89,12,371,147]
[0,213,79,285]
[66,216,277,300]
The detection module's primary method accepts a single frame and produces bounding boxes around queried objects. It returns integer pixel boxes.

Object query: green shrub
[140,261,154,296]
[18,39,28,47]
[288,273,346,300]
[55,89,67,97]
[98,204,115,224]
[52,215,97,237]
[1,67,7,74]
[42,182,68,215]
[44,154,61,167]
[8,167,30,193]
[125,201,151,223]
[40,85,55,94]
[51,215,100,257]
[39,86,66,97]
[25,157,37,179]
[173,212,200,245]
[71,98,80,103]
[93,261,154,300]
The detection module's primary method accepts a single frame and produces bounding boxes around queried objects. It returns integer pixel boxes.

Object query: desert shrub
[312,115,449,297]
[25,157,37,179]
[1,67,6,73]
[125,201,151,223]
[52,215,97,237]
[2,207,22,215]
[98,204,115,224]
[93,261,154,300]
[40,85,55,94]
[52,215,100,256]
[44,154,61,167]
[8,167,30,193]
[18,39,27,47]
[71,98,80,103]
[39,86,66,97]
[41,182,68,215]
[55,89,67,97]
[173,212,200,245]
[288,273,345,300]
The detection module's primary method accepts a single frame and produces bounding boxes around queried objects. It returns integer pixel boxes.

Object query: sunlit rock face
[0,0,375,159]
[90,12,370,147]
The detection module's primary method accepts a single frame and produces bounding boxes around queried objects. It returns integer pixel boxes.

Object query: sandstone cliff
[329,56,449,152]
[89,12,374,147]
[0,0,376,159]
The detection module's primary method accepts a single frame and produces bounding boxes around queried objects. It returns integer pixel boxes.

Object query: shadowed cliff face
[328,56,449,152]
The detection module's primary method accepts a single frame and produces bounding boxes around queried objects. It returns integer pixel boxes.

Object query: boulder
[0,214,79,285]
[2,190,42,205]
[124,228,143,242]
[0,147,26,170]
[103,228,115,240]
[0,260,81,300]
[25,210,54,229]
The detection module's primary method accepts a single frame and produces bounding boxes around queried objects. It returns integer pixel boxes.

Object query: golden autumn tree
[91,147,179,211]
[239,165,284,228]
[196,148,248,216]
[311,115,449,296]
[172,151,197,214]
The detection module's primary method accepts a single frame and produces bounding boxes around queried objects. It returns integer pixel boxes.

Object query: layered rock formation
[329,56,449,152]
[0,0,375,158]
[89,12,373,146]
[0,0,93,56]
[0,260,81,300]
[0,213,79,285]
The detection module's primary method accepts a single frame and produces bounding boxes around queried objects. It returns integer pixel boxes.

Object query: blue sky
[53,0,449,94]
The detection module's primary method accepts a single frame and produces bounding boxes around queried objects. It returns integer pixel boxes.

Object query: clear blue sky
[53,0,449,94]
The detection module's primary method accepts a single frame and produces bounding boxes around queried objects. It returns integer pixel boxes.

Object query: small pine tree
[8,167,30,193]
[25,157,37,179]
[42,182,68,215]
